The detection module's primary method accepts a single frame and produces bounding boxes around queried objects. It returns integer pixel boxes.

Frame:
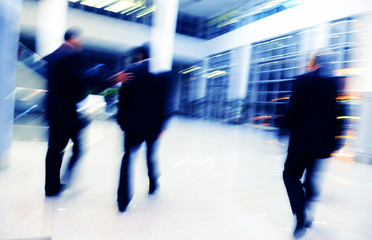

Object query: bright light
[334,68,363,76]
[336,135,357,140]
[203,70,228,78]
[136,5,156,18]
[337,116,361,120]
[250,115,273,121]
[336,95,365,101]
[125,5,145,15]
[121,3,143,14]
[105,1,136,13]
[69,0,80,2]
[270,96,290,102]
[217,18,240,28]
[81,0,108,7]
[179,66,201,74]
[94,0,117,8]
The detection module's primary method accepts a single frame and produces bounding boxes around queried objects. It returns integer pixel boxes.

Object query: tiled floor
[0,117,371,240]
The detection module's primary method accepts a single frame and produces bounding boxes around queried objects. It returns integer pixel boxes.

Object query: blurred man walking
[282,50,345,238]
[44,28,130,196]
[116,44,171,212]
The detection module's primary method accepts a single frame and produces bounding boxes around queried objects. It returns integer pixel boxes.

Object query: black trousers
[117,131,160,206]
[283,153,322,217]
[44,122,84,195]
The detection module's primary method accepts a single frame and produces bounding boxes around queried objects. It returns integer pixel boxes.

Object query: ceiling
[66,0,268,20]
[178,0,251,18]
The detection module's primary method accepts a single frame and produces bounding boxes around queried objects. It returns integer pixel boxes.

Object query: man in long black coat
[116,45,171,212]
[282,50,345,238]
[44,28,129,196]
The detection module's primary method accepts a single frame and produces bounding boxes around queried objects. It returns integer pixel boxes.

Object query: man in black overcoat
[44,28,130,196]
[282,50,345,238]
[116,44,171,212]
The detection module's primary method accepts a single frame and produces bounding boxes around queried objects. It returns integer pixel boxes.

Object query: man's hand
[109,71,134,84]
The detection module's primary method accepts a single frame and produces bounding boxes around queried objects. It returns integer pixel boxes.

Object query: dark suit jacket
[285,68,344,158]
[117,60,170,134]
[44,43,110,129]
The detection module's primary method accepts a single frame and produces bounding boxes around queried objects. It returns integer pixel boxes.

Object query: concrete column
[355,11,372,164]
[36,0,68,57]
[186,60,207,102]
[355,93,372,164]
[227,45,250,100]
[0,0,23,169]
[183,61,206,117]
[197,60,208,99]
[150,0,179,74]
[227,45,250,122]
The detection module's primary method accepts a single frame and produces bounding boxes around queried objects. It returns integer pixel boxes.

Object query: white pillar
[150,0,179,74]
[197,60,208,99]
[0,0,23,169]
[227,45,250,100]
[226,45,250,122]
[354,11,372,164]
[36,0,68,57]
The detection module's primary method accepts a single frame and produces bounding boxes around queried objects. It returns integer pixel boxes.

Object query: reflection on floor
[0,117,371,240]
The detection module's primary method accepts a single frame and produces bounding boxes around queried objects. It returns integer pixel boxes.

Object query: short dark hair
[137,42,150,59]
[130,43,150,63]
[64,27,82,41]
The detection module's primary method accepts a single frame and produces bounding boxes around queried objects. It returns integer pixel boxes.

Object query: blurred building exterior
[0,0,23,169]
[2,0,372,167]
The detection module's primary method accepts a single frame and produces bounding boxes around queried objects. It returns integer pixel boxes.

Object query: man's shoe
[118,200,130,213]
[304,215,314,228]
[293,213,307,238]
[45,184,66,197]
[149,180,159,195]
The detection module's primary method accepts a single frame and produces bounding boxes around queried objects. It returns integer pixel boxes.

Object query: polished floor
[0,117,371,240]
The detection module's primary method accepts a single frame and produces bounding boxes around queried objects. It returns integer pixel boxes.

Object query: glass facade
[205,0,298,40]
[328,17,362,155]
[242,33,305,128]
[176,16,364,134]
[178,51,233,120]
[178,63,202,116]
[329,18,358,70]
[204,52,231,120]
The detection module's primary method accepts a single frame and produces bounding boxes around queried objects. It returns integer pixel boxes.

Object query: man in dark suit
[116,44,171,212]
[282,50,345,238]
[44,28,130,196]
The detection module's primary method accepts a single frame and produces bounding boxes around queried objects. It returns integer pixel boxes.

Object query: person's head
[130,43,150,63]
[308,49,336,74]
[64,27,83,50]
